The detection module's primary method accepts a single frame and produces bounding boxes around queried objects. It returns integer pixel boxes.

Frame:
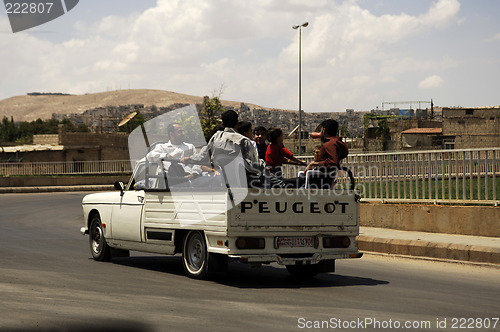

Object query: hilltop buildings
[2,100,498,165]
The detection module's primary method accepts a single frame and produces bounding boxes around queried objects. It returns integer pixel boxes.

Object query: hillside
[0,89,275,122]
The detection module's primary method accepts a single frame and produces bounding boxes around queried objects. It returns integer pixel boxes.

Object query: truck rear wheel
[89,214,111,262]
[286,264,318,279]
[182,231,228,279]
[183,231,209,279]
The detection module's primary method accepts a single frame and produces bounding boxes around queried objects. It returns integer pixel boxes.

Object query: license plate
[275,236,315,249]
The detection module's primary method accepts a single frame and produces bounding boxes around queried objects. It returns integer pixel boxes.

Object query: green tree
[201,96,223,141]
[61,118,76,132]
[339,125,351,138]
[0,116,18,142]
[76,123,89,132]
[61,119,89,132]
[363,113,398,151]
[376,118,391,150]
[178,112,200,143]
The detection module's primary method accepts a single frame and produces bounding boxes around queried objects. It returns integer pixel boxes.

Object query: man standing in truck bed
[183,110,268,188]
[184,110,303,188]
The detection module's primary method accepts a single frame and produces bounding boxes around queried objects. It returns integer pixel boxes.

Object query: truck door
[111,190,144,242]
[111,163,146,242]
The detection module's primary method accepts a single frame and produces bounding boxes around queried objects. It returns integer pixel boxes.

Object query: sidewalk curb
[357,235,500,265]
[361,252,500,268]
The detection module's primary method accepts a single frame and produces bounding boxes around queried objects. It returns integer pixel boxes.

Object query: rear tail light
[323,236,351,248]
[235,237,265,250]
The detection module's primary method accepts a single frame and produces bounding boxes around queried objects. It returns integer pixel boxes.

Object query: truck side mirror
[114,181,125,196]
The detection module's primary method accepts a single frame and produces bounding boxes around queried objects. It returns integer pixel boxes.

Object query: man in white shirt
[146,123,202,180]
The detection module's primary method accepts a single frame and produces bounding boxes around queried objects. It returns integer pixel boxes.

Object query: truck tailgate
[228,189,358,228]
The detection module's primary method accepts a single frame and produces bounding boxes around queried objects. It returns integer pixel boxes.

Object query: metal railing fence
[285,148,500,204]
[0,160,132,176]
[2,148,499,204]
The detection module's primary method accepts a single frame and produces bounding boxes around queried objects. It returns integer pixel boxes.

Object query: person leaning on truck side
[305,119,348,188]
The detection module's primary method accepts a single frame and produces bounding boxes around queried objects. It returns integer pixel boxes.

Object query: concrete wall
[360,203,500,237]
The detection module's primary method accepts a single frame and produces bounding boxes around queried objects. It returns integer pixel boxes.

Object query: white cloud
[420,0,461,28]
[0,0,464,111]
[485,32,500,42]
[419,75,444,89]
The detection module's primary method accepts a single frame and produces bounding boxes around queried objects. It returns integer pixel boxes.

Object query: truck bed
[142,188,361,265]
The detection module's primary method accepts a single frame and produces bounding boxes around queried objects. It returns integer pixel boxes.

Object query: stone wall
[58,126,129,160]
[363,138,400,152]
[442,107,500,149]
[33,134,59,145]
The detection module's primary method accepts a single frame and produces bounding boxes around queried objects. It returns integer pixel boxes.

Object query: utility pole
[293,22,308,155]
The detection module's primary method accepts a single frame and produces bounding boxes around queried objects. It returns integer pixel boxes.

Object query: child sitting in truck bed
[265,127,306,179]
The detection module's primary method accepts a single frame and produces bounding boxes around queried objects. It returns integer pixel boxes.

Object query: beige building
[2,125,129,163]
[363,106,499,151]
[441,106,500,149]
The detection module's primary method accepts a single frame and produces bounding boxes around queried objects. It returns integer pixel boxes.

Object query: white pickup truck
[81,160,363,279]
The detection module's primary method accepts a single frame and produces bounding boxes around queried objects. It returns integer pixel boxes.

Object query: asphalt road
[0,192,499,332]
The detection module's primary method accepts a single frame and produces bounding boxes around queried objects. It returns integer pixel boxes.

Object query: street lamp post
[292,22,308,156]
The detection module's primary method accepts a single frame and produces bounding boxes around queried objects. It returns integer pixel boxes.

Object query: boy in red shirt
[265,128,305,179]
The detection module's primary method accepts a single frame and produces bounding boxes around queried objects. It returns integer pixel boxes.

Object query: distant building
[363,105,499,151]
[441,106,500,149]
[401,128,443,149]
[364,118,442,152]
[1,125,128,163]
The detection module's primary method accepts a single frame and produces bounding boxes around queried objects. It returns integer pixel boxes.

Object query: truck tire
[182,231,209,279]
[182,231,228,279]
[89,214,111,262]
[286,264,318,279]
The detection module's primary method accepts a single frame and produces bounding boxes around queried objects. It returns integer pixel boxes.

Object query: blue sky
[1,0,499,112]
